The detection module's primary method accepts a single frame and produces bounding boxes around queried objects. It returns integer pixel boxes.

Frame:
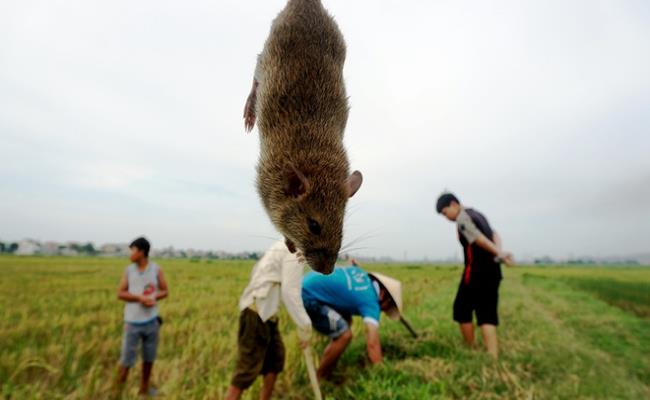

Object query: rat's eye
[307,218,321,235]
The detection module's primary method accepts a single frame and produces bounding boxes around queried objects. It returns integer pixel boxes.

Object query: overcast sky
[1,0,649,260]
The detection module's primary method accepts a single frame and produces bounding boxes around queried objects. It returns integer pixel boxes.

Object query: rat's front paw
[295,250,306,264]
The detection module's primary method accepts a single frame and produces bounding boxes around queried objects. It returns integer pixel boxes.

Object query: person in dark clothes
[436,193,514,358]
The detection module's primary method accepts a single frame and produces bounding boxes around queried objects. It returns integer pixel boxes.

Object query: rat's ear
[346,170,363,198]
[285,165,309,199]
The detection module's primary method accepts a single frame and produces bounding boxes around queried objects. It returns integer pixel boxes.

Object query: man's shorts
[230,308,286,390]
[120,318,160,367]
[453,280,500,326]
[303,298,351,339]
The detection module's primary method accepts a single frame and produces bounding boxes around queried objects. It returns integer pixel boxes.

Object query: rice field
[0,257,648,399]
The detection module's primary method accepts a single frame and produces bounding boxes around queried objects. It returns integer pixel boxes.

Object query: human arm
[493,231,503,251]
[365,322,382,364]
[457,212,514,266]
[117,272,139,302]
[492,231,514,265]
[156,267,169,301]
[280,256,312,348]
[117,271,152,306]
[474,235,501,258]
[475,235,514,266]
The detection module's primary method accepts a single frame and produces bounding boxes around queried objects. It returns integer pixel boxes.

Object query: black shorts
[453,280,500,326]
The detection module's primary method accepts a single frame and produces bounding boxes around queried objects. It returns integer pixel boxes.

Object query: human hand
[140,295,156,307]
[297,326,311,349]
[497,251,515,267]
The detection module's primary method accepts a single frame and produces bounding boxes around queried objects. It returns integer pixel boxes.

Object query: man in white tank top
[116,237,169,397]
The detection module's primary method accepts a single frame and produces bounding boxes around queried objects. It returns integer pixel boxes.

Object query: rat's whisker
[247,234,282,242]
[341,236,376,252]
[339,246,374,254]
[340,233,379,251]
[341,228,383,250]
[344,203,363,219]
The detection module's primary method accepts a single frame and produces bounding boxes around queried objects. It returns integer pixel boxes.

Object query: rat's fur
[248,0,361,274]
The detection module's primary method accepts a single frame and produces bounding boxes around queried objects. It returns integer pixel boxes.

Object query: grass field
[0,257,648,399]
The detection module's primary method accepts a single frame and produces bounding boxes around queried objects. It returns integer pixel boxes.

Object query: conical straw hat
[367,272,402,321]
[368,272,417,337]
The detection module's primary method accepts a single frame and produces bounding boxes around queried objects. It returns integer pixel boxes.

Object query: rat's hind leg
[243,54,264,133]
[243,79,258,132]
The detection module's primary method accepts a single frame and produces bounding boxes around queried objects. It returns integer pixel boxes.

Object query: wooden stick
[302,347,322,400]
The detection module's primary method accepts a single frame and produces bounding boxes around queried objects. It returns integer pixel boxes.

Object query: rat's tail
[285,0,323,12]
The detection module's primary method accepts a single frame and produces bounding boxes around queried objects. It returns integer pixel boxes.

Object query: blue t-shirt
[302,266,381,325]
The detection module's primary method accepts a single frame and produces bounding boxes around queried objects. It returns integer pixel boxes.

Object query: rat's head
[274,165,363,274]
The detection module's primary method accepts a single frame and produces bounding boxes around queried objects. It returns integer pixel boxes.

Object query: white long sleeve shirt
[239,241,312,338]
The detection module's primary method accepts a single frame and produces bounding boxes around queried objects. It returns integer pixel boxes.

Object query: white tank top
[123,262,159,324]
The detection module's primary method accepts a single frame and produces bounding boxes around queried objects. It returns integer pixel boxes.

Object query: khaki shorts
[230,308,285,389]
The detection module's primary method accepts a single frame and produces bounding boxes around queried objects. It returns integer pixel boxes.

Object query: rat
[243,0,362,275]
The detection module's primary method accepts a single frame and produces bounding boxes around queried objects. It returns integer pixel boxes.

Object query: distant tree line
[0,241,98,255]
[0,242,19,254]
[67,242,98,255]
[0,240,262,259]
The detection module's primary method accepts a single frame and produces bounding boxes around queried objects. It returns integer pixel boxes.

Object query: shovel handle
[400,316,418,338]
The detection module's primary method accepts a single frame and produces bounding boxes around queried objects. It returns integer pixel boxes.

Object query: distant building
[534,256,555,265]
[186,249,205,259]
[41,241,60,255]
[151,246,185,258]
[60,247,79,256]
[15,239,41,256]
[99,243,129,257]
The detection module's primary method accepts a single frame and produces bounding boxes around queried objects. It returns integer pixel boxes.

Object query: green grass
[567,278,650,318]
[0,257,648,399]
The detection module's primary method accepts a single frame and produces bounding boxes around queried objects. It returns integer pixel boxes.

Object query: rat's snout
[305,248,337,275]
